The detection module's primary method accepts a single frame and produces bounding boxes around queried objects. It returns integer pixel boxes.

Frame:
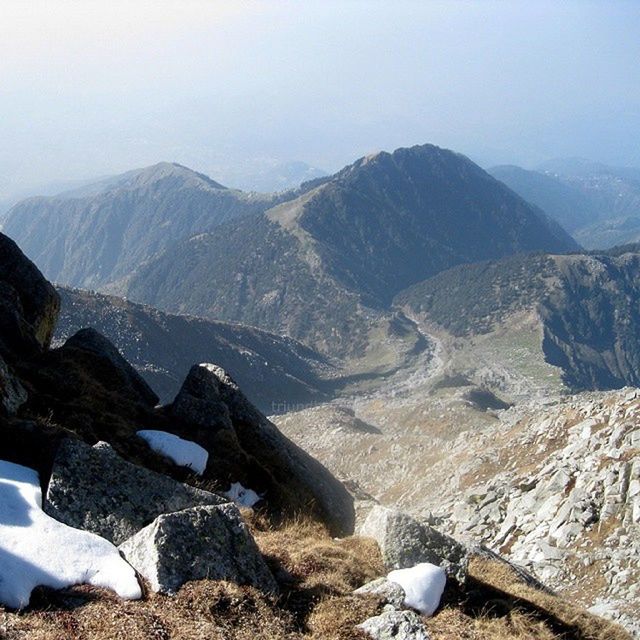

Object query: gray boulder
[119,504,277,595]
[0,355,27,415]
[357,610,431,640]
[45,438,226,545]
[171,363,355,536]
[360,506,467,585]
[63,328,159,406]
[354,577,406,610]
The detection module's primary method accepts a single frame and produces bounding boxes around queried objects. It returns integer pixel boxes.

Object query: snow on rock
[137,430,209,475]
[223,482,261,508]
[0,460,141,609]
[387,563,446,616]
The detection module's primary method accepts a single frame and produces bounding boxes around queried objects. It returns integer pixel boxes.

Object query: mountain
[2,162,285,289]
[121,144,578,357]
[395,246,640,392]
[0,231,630,640]
[490,160,640,249]
[489,164,600,233]
[54,287,330,410]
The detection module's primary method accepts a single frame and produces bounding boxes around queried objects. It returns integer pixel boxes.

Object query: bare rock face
[171,363,355,536]
[45,439,226,545]
[357,609,431,640]
[0,355,27,416]
[63,328,159,406]
[118,504,278,595]
[0,232,60,360]
[360,506,467,585]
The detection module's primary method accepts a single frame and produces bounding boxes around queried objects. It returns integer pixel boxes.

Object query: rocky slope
[491,160,640,249]
[54,286,330,410]
[121,144,577,357]
[274,383,640,636]
[2,162,285,289]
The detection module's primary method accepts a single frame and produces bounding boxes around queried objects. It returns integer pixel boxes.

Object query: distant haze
[1,0,639,196]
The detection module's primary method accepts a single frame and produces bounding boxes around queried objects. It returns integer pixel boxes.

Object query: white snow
[137,430,209,475]
[387,563,446,616]
[223,481,261,508]
[0,460,141,609]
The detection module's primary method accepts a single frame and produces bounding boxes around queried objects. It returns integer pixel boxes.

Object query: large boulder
[0,233,60,360]
[170,363,355,536]
[357,610,431,640]
[0,355,27,416]
[45,439,226,545]
[62,328,158,406]
[119,504,277,595]
[359,506,468,585]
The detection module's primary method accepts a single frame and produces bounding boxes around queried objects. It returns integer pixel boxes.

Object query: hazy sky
[1,0,639,193]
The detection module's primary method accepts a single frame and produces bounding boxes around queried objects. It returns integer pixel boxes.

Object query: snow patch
[387,563,446,616]
[137,430,209,475]
[223,482,261,508]
[0,460,141,609]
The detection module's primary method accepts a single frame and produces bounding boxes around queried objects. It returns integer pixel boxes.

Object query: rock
[360,506,467,585]
[45,438,226,545]
[357,610,431,640]
[0,355,27,415]
[172,363,234,430]
[0,232,60,359]
[118,504,277,595]
[171,363,355,536]
[63,328,158,406]
[354,577,406,610]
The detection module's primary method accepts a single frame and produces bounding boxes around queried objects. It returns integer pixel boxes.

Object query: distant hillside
[396,247,640,390]
[3,163,286,289]
[54,287,329,410]
[491,160,640,249]
[489,165,599,232]
[122,144,578,356]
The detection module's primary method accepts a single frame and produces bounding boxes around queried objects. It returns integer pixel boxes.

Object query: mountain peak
[115,162,227,191]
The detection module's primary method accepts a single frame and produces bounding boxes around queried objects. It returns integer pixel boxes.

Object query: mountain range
[490,159,640,249]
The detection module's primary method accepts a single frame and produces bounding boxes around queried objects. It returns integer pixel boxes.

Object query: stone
[354,577,406,610]
[0,232,60,360]
[44,438,226,545]
[357,610,431,640]
[0,355,27,415]
[63,328,158,406]
[118,504,277,595]
[171,363,355,536]
[360,506,468,585]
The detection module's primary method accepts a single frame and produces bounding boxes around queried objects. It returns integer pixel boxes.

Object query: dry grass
[0,521,632,640]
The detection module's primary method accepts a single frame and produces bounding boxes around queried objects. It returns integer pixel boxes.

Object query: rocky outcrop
[45,439,226,545]
[0,355,27,415]
[63,328,158,406]
[170,363,355,536]
[360,506,467,585]
[119,504,277,595]
[357,610,431,640]
[428,388,640,636]
[0,232,59,359]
